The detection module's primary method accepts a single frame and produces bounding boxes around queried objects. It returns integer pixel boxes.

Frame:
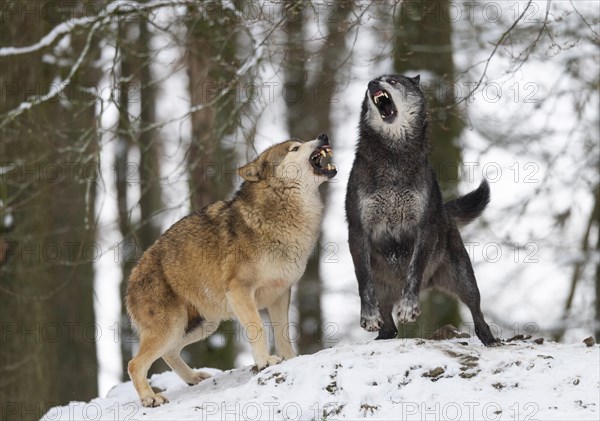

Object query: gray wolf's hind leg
[163,327,213,386]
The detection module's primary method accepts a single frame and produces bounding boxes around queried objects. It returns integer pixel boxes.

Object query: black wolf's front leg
[348,229,383,332]
[397,229,435,323]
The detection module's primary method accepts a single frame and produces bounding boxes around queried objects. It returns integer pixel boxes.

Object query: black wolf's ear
[239,158,262,182]
[411,75,421,84]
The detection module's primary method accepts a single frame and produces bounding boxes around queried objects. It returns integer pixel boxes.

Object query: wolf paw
[480,336,502,347]
[375,327,398,340]
[397,297,421,323]
[186,370,211,386]
[255,355,282,372]
[360,310,383,332]
[141,393,169,408]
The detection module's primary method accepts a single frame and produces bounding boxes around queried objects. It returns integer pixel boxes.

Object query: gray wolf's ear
[411,75,421,84]
[239,159,262,182]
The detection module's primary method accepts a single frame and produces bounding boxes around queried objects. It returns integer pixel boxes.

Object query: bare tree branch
[0,21,101,127]
[457,0,534,105]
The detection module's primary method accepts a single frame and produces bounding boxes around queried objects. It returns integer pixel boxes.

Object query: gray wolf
[126,134,336,407]
[345,74,498,346]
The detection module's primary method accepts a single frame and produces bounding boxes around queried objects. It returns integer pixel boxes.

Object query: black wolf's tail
[445,180,490,228]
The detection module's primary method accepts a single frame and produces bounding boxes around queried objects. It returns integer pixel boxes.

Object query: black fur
[185,316,204,335]
[345,74,498,346]
[445,180,491,228]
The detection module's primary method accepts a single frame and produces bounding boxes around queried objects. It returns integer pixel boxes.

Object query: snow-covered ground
[44,337,599,420]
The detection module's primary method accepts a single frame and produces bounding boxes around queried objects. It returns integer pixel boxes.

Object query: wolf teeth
[374,91,389,105]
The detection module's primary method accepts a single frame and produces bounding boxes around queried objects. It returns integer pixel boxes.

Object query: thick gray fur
[345,74,498,345]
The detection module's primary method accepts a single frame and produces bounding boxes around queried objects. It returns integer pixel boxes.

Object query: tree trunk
[137,18,164,252]
[595,194,600,343]
[0,1,99,418]
[283,0,352,354]
[115,15,167,378]
[554,184,599,341]
[135,13,168,376]
[181,3,240,370]
[115,20,138,382]
[393,0,464,338]
[282,0,315,355]
[0,13,58,420]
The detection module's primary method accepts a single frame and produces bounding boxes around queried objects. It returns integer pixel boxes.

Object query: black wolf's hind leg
[433,246,499,346]
[375,295,398,340]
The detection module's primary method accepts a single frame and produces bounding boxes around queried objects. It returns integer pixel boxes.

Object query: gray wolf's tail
[445,180,490,228]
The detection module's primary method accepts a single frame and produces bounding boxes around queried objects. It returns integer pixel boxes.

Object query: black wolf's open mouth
[310,146,337,178]
[371,89,397,121]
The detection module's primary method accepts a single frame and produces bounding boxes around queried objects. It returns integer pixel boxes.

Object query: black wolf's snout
[318,133,329,145]
[367,79,397,122]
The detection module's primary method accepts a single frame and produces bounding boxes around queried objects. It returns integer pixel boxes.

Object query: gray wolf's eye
[388,79,397,85]
[291,146,300,152]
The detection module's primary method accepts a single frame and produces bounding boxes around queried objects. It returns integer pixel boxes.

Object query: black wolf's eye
[291,146,300,152]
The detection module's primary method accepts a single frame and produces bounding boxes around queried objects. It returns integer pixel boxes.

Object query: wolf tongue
[383,103,393,116]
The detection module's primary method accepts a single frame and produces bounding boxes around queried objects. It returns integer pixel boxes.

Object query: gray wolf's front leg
[227,282,282,370]
[267,289,296,360]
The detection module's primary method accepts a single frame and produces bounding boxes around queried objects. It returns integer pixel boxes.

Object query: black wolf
[345,74,498,346]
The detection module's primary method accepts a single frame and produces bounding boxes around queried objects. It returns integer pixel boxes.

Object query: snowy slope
[44,338,598,420]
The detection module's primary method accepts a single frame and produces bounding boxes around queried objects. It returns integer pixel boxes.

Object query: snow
[44,338,599,420]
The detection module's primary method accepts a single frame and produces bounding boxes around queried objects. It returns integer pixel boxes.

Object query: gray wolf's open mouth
[310,145,337,178]
[371,89,397,121]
